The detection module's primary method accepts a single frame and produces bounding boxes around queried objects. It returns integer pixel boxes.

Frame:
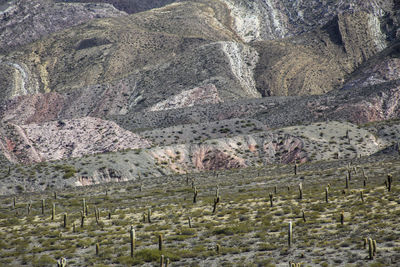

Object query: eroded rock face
[222,0,392,42]
[193,146,246,171]
[77,167,127,186]
[0,117,151,164]
[263,134,307,164]
[148,84,223,112]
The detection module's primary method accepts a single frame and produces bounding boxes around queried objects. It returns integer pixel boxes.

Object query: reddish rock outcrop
[193,146,246,171]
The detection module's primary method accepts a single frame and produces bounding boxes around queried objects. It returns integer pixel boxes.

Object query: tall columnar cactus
[294,163,298,175]
[216,244,221,254]
[82,198,86,215]
[13,197,16,209]
[360,191,364,203]
[52,203,56,221]
[165,258,170,267]
[340,211,344,225]
[96,242,100,256]
[348,169,352,181]
[54,191,57,200]
[387,174,393,192]
[81,211,86,228]
[148,208,152,223]
[363,238,367,249]
[215,185,219,199]
[193,187,198,204]
[373,240,377,257]
[27,202,31,215]
[302,210,306,223]
[42,199,45,215]
[73,222,76,233]
[269,193,274,207]
[345,175,349,189]
[212,196,220,213]
[57,258,66,267]
[130,226,136,257]
[158,234,163,251]
[160,255,164,267]
[288,221,293,248]
[368,238,374,260]
[325,187,329,203]
[298,183,303,200]
[274,186,277,195]
[63,213,68,228]
[188,217,192,228]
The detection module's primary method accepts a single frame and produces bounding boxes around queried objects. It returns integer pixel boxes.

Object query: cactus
[212,196,220,213]
[298,183,303,200]
[108,211,111,220]
[160,255,164,267]
[41,199,45,215]
[143,213,146,223]
[52,203,56,221]
[345,175,349,189]
[165,258,170,267]
[54,191,57,200]
[363,237,367,249]
[340,211,344,225]
[215,185,219,199]
[368,238,374,260]
[387,174,393,192]
[188,216,192,228]
[73,222,76,233]
[360,191,364,203]
[373,239,377,257]
[86,205,89,216]
[82,198,86,215]
[158,234,163,251]
[294,163,298,175]
[13,197,16,209]
[63,213,67,228]
[81,211,86,228]
[96,242,100,256]
[193,187,198,204]
[130,226,135,257]
[348,169,351,181]
[57,257,66,267]
[269,193,273,207]
[27,202,31,215]
[288,221,293,248]
[148,208,152,223]
[216,244,221,254]
[274,186,277,195]
[302,210,306,223]
[363,179,367,188]
[325,187,329,203]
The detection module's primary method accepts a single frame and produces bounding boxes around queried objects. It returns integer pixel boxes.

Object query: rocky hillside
[0,0,399,194]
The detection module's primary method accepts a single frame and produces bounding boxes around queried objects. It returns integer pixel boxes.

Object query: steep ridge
[0,0,125,53]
